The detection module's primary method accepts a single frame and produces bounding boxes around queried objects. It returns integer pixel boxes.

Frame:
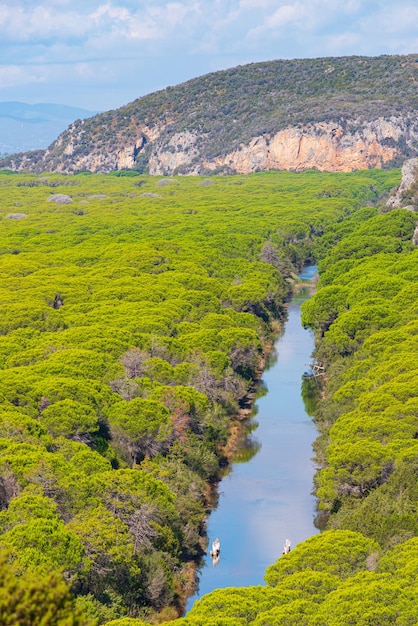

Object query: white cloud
[0,0,417,109]
[91,4,161,40]
[325,32,362,54]
[268,3,307,28]
[74,62,97,79]
[91,4,131,22]
[245,0,368,41]
[0,65,45,89]
[0,4,91,43]
[238,0,280,9]
[360,3,418,36]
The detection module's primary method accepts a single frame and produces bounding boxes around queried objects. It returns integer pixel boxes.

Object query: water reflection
[255,379,268,400]
[231,429,261,464]
[263,347,279,371]
[301,376,320,417]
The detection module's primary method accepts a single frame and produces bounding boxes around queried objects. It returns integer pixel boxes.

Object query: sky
[1,0,417,113]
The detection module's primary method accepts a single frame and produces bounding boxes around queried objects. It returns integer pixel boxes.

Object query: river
[186,266,319,611]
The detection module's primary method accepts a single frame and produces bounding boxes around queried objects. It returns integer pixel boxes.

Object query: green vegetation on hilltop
[0,168,396,623]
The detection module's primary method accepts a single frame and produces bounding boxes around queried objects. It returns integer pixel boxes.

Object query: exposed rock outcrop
[128,116,416,176]
[149,131,199,175]
[386,157,418,246]
[6,213,27,220]
[5,115,417,177]
[386,158,418,210]
[205,118,406,175]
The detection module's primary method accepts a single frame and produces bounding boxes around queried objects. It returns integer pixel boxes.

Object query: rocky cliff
[191,117,412,175]
[3,54,418,175]
[386,157,418,246]
[386,157,418,210]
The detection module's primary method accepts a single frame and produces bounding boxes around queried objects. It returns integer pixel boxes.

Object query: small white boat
[210,538,221,558]
[283,539,291,554]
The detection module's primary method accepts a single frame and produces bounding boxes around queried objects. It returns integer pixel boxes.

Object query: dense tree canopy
[0,167,404,622]
[149,202,418,625]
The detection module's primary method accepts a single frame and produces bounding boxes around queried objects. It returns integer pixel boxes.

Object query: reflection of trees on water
[231,417,261,464]
[264,347,279,371]
[301,376,320,417]
[302,373,324,533]
[219,417,261,477]
[314,509,329,531]
[231,379,269,465]
[232,431,261,464]
[255,380,268,401]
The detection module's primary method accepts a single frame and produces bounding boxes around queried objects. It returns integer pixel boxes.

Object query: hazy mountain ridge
[2,54,418,174]
[0,102,97,154]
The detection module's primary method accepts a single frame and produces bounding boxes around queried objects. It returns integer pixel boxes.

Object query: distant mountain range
[2,54,418,174]
[0,102,97,154]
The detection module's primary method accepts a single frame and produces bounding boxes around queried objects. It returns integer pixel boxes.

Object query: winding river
[186,266,319,611]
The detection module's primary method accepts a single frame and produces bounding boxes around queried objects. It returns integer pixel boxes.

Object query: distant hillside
[2,54,418,175]
[0,102,97,154]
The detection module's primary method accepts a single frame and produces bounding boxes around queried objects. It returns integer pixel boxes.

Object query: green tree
[264,530,379,586]
[40,399,99,442]
[0,550,87,626]
[107,398,172,465]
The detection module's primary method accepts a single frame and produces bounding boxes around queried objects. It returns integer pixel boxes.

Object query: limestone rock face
[118,115,417,176]
[386,158,418,209]
[116,125,162,170]
[386,157,418,248]
[148,131,199,175]
[206,119,402,174]
[3,114,418,176]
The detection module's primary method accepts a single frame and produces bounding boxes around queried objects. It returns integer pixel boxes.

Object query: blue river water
[186,266,319,611]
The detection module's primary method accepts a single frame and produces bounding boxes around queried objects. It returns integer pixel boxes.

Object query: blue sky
[1,0,417,112]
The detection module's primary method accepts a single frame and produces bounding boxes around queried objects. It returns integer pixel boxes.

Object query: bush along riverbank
[0,168,400,624]
[302,207,418,543]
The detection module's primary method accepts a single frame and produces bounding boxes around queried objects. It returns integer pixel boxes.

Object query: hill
[0,102,97,155]
[2,54,418,175]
